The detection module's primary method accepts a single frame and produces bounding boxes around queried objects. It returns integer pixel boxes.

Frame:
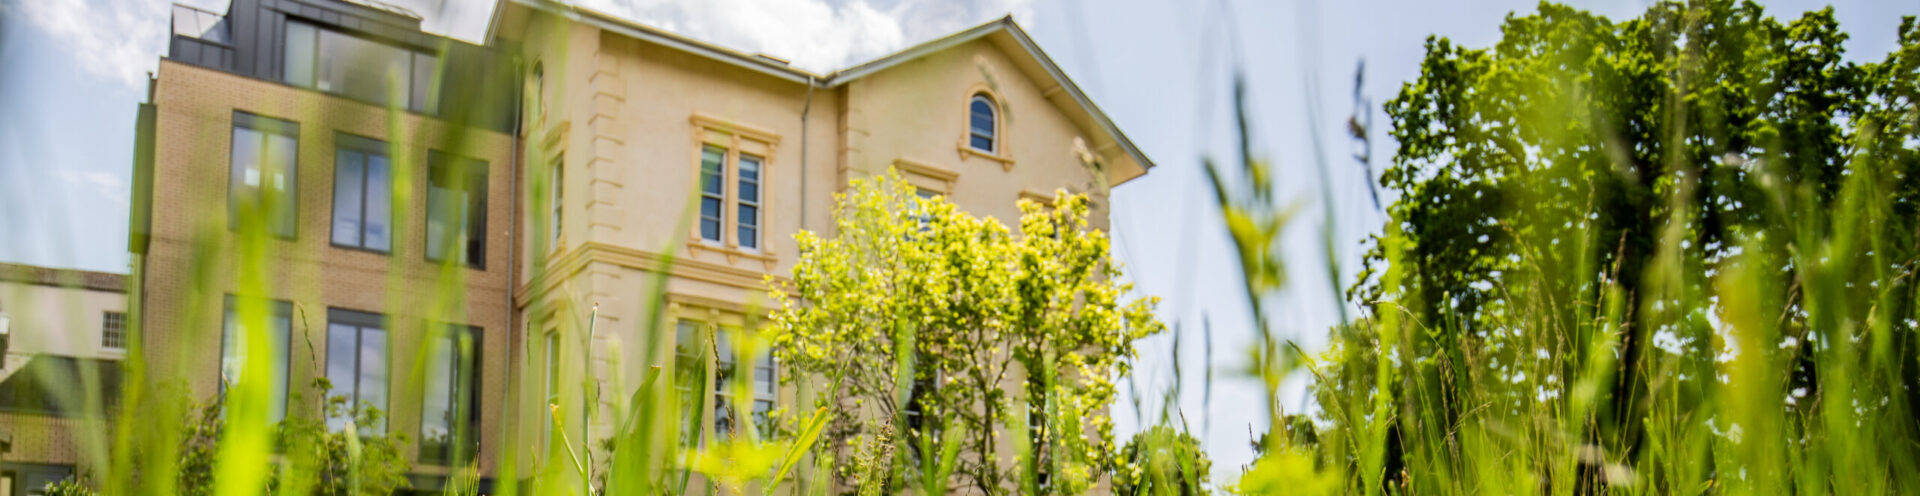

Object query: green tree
[1113,425,1212,496]
[768,171,1163,495]
[1320,0,1920,492]
[174,379,412,496]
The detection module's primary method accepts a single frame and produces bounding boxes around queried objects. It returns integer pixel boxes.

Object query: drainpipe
[800,75,814,231]
[502,53,526,476]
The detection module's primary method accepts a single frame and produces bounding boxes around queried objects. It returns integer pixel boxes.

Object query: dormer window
[968,94,997,153]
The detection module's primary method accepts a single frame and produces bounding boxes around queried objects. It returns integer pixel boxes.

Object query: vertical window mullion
[725,149,738,247]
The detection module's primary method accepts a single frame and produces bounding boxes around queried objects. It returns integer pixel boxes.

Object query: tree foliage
[172,380,412,496]
[1113,425,1212,496]
[768,171,1163,494]
[1314,0,1920,492]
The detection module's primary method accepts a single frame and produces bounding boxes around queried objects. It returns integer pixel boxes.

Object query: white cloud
[8,0,1035,88]
[571,0,1037,72]
[57,169,129,208]
[11,0,182,91]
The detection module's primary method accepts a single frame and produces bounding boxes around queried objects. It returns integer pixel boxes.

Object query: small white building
[0,263,128,493]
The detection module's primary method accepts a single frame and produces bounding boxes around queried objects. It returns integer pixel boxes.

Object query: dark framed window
[698,146,726,243]
[219,296,292,423]
[426,151,488,269]
[2,463,74,496]
[101,311,127,351]
[421,324,481,465]
[324,308,387,433]
[331,134,393,252]
[229,112,299,239]
[969,94,997,153]
[283,20,439,113]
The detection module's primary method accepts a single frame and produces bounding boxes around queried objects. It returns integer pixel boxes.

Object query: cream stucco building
[489,0,1153,492]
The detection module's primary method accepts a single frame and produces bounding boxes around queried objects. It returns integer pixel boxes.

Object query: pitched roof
[0,263,126,293]
[487,1,1154,184]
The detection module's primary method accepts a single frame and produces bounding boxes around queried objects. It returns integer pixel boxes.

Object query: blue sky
[2,0,1913,482]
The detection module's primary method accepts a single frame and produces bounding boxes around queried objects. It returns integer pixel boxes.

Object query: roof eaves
[822,16,1012,86]
[506,0,821,84]
[995,21,1156,172]
[826,16,1153,173]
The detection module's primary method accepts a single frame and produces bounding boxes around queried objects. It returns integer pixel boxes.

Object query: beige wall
[0,281,127,365]
[502,8,1125,493]
[840,36,1112,231]
[140,59,517,474]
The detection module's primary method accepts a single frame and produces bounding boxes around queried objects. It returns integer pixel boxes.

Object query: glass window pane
[463,168,486,265]
[715,330,733,383]
[738,225,757,249]
[220,308,239,391]
[970,97,996,152]
[270,310,290,423]
[714,402,733,437]
[739,157,760,183]
[426,182,450,260]
[700,147,725,195]
[359,326,388,432]
[318,28,410,106]
[545,333,559,401]
[222,303,289,423]
[550,161,563,247]
[675,321,699,358]
[411,52,437,113]
[755,354,774,396]
[738,205,758,228]
[753,399,773,434]
[700,198,722,242]
[230,126,262,217]
[423,333,453,443]
[364,155,391,251]
[739,182,759,203]
[325,323,357,431]
[426,153,488,266]
[284,21,317,87]
[265,133,298,238]
[331,151,365,246]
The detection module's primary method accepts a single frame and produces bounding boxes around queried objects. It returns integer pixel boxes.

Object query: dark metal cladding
[166,0,518,132]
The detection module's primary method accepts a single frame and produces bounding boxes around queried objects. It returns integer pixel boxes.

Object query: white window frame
[688,114,781,264]
[100,311,127,351]
[968,93,997,153]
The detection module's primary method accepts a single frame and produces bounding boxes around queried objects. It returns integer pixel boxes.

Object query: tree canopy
[1315,0,1920,492]
[768,171,1163,495]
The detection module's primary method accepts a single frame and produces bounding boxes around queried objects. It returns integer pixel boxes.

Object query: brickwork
[138,59,517,473]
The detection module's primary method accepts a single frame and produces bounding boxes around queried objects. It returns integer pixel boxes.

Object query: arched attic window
[968,93,997,153]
